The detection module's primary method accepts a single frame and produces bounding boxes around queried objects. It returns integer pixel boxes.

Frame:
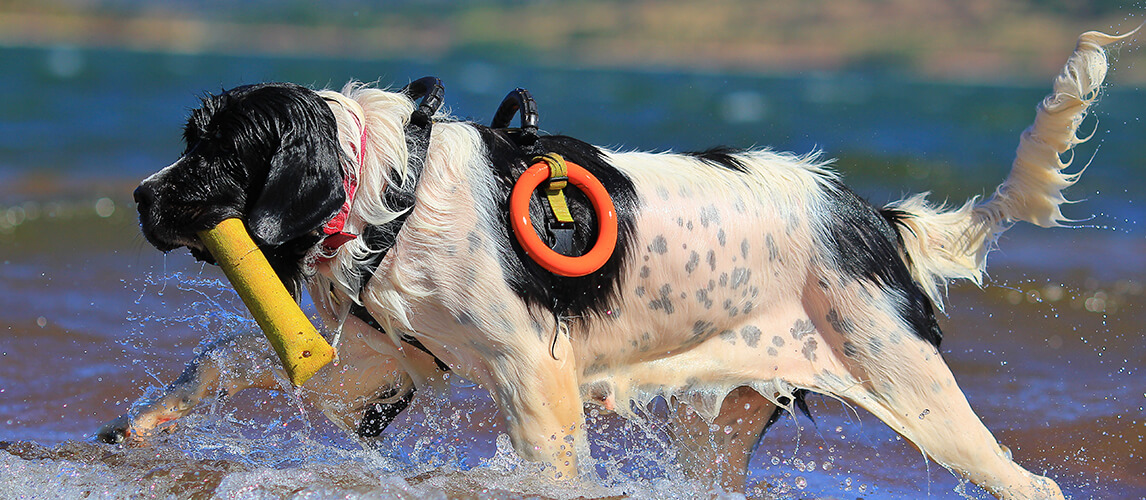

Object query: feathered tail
[885,29,1137,307]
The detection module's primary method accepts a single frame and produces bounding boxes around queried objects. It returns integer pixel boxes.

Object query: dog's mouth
[188,245,217,264]
[134,182,231,264]
[140,226,215,263]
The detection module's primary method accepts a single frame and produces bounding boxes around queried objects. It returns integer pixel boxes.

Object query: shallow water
[1,46,1144,498]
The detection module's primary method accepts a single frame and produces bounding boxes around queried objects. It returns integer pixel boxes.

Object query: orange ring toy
[510,160,617,277]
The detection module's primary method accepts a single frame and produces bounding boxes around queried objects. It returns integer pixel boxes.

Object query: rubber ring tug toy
[509,154,618,277]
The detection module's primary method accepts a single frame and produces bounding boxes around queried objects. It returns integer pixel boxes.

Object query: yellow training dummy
[198,218,334,386]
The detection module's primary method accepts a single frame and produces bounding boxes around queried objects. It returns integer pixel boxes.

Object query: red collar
[320,114,366,255]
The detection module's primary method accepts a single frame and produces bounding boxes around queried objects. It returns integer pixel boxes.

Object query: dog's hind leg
[670,386,777,491]
[803,283,1064,499]
[833,347,1062,499]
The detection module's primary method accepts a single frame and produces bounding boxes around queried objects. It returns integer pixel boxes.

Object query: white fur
[886,30,1136,306]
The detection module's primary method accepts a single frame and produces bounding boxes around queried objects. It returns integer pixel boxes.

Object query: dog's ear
[247,127,345,247]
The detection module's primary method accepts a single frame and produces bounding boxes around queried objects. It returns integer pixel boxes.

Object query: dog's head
[134,82,346,290]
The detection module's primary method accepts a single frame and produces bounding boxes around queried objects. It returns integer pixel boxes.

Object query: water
[1,46,1143,498]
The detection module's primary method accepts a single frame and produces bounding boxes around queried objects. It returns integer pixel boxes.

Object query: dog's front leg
[97,330,280,443]
[488,329,586,479]
[670,386,777,491]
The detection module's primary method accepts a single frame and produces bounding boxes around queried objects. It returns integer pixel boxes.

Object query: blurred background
[1,1,1143,498]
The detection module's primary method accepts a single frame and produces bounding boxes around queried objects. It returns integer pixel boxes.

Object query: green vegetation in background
[0,0,1142,83]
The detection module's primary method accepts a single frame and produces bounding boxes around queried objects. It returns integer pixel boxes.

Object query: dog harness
[493,88,618,277]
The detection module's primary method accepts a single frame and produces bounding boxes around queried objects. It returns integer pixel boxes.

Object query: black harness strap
[357,385,417,438]
[348,303,450,373]
[353,77,445,283]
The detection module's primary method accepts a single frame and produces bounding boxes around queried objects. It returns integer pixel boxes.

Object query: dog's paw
[95,414,131,444]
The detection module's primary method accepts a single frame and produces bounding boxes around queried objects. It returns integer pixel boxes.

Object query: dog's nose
[133,184,154,210]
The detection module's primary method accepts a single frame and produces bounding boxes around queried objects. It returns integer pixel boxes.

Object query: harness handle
[491,88,539,147]
[401,76,445,127]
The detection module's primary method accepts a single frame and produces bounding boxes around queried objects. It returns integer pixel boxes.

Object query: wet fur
[113,31,1133,500]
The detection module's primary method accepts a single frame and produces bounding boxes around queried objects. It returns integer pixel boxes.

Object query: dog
[99,30,1130,499]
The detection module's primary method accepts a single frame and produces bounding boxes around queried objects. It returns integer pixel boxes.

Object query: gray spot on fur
[638,331,652,352]
[635,286,646,297]
[786,212,800,232]
[827,309,855,334]
[467,231,482,253]
[730,267,751,289]
[649,235,668,255]
[740,239,750,260]
[802,338,819,361]
[687,220,694,231]
[456,311,477,326]
[640,266,651,279]
[686,251,699,274]
[742,301,754,315]
[766,234,779,262]
[869,338,884,356]
[717,229,726,247]
[767,347,778,357]
[648,284,675,314]
[740,325,762,348]
[657,186,670,200]
[720,330,737,344]
[693,320,714,336]
[699,205,721,228]
[706,250,716,272]
[791,319,815,340]
[772,336,785,347]
[844,341,859,358]
[695,289,714,309]
[584,362,609,376]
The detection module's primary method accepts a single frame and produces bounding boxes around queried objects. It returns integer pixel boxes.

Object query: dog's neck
[318,91,434,259]
[319,107,366,252]
[313,87,440,315]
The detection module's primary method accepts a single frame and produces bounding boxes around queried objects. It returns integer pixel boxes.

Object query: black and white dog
[100,31,1128,499]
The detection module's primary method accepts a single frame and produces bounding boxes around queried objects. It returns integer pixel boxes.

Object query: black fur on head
[134,82,346,294]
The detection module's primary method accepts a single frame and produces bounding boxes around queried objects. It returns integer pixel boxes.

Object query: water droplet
[918,408,931,419]
[794,476,807,489]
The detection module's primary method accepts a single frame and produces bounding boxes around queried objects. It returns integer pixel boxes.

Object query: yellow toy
[198,218,334,386]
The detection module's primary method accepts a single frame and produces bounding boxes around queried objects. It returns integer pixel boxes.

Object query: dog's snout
[133,184,154,210]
